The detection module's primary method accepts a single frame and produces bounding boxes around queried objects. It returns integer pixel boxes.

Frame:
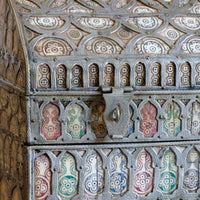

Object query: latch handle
[103,88,132,139]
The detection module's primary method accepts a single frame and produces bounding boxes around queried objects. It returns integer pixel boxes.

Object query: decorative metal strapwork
[29,94,200,143]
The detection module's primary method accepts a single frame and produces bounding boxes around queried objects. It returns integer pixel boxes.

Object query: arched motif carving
[12,187,22,200]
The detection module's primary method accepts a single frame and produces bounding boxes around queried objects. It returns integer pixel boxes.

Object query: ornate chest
[0,0,200,199]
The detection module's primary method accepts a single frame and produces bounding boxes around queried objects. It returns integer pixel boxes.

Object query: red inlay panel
[140,102,157,137]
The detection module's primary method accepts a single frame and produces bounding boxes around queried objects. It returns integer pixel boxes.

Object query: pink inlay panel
[140,102,158,137]
[134,151,153,196]
[41,103,61,140]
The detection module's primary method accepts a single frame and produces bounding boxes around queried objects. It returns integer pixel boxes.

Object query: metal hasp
[103,87,132,139]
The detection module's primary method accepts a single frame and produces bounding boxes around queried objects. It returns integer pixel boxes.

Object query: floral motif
[113,0,131,9]
[164,102,181,137]
[180,62,191,86]
[127,17,162,30]
[35,155,51,200]
[104,63,115,86]
[120,63,130,87]
[166,62,176,86]
[158,150,177,194]
[134,151,153,196]
[135,62,145,86]
[151,62,161,86]
[140,102,157,137]
[158,25,183,43]
[110,152,128,196]
[41,103,61,140]
[27,17,65,30]
[62,24,88,47]
[190,2,200,14]
[84,152,104,198]
[67,104,85,139]
[71,65,83,88]
[77,17,114,30]
[89,64,99,87]
[182,36,200,54]
[183,149,199,191]
[85,37,122,55]
[112,26,137,44]
[136,38,170,54]
[37,64,51,89]
[187,101,200,135]
[35,38,72,56]
[56,65,66,89]
[174,17,200,30]
[58,154,78,199]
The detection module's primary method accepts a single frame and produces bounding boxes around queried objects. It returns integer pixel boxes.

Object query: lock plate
[103,88,132,139]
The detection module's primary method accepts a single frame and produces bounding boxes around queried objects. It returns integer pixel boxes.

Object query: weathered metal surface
[29,142,200,200]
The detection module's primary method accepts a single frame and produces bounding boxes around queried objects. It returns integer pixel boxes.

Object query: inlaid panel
[104,63,114,86]
[166,62,176,86]
[110,151,128,196]
[30,94,200,143]
[135,62,145,86]
[120,63,130,87]
[67,104,86,139]
[56,65,66,89]
[151,62,161,86]
[31,60,200,91]
[58,153,78,199]
[89,64,99,87]
[180,62,191,87]
[34,155,51,200]
[133,150,153,196]
[71,65,83,88]
[158,150,177,194]
[37,64,51,89]
[41,103,61,140]
[84,151,104,198]
[187,101,200,135]
[183,148,200,192]
[164,101,181,137]
[140,102,157,137]
[31,143,200,200]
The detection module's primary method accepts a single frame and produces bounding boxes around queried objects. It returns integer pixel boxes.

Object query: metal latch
[103,87,132,139]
